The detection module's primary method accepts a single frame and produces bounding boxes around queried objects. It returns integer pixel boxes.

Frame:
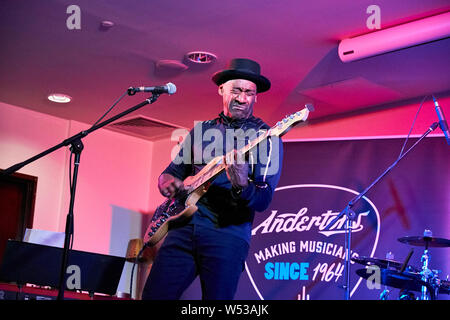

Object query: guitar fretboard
[186,129,271,193]
[183,107,310,194]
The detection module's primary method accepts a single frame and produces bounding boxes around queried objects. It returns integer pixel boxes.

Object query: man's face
[220,79,257,120]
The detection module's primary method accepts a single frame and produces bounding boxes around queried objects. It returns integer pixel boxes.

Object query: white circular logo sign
[245,184,381,300]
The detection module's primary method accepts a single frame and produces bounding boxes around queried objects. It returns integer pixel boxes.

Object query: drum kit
[353,229,450,300]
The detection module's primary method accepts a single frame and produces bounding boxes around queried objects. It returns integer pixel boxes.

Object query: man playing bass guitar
[142,58,284,300]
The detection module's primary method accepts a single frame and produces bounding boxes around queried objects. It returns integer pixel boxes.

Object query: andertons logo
[252,208,370,237]
[244,184,380,300]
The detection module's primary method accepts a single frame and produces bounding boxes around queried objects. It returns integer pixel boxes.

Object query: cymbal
[351,256,419,272]
[352,256,403,270]
[356,268,450,295]
[356,268,426,292]
[398,236,450,248]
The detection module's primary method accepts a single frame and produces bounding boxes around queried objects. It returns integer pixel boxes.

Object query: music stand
[0,240,125,297]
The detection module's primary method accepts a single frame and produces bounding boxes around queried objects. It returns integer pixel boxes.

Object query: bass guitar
[143,106,312,246]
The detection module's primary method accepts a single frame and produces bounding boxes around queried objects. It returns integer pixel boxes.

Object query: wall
[0,102,154,252]
[0,102,69,232]
[0,102,154,296]
[60,120,152,255]
[279,95,450,141]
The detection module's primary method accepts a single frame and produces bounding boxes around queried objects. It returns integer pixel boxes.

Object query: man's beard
[229,102,253,119]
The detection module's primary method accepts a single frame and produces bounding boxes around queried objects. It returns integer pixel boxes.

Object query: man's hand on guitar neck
[224,149,249,190]
[158,173,184,198]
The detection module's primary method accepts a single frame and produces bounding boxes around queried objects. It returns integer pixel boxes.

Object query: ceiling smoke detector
[186,51,217,64]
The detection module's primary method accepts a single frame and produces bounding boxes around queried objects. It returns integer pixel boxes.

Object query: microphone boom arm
[323,121,439,301]
[324,121,439,231]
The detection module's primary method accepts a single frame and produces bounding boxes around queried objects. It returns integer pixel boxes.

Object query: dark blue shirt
[162,112,283,243]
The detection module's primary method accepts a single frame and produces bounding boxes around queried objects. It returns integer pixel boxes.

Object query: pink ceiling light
[338,11,450,62]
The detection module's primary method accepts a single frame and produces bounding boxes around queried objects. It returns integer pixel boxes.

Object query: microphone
[432,95,450,145]
[128,82,176,95]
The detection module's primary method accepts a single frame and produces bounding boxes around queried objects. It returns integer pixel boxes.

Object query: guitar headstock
[269,105,313,137]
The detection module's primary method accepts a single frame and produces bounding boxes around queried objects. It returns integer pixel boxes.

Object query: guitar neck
[184,106,311,194]
[186,130,271,193]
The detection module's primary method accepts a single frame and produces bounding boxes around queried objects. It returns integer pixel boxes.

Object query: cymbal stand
[420,229,432,300]
[379,251,394,300]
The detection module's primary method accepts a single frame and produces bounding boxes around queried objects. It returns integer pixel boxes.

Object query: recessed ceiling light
[186,51,217,64]
[101,20,114,28]
[48,93,72,103]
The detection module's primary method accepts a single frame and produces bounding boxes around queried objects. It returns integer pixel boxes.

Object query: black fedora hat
[211,58,271,93]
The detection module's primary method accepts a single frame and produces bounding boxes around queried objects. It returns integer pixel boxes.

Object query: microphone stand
[2,92,161,300]
[323,122,439,300]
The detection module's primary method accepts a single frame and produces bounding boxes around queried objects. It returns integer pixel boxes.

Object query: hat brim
[212,70,271,93]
